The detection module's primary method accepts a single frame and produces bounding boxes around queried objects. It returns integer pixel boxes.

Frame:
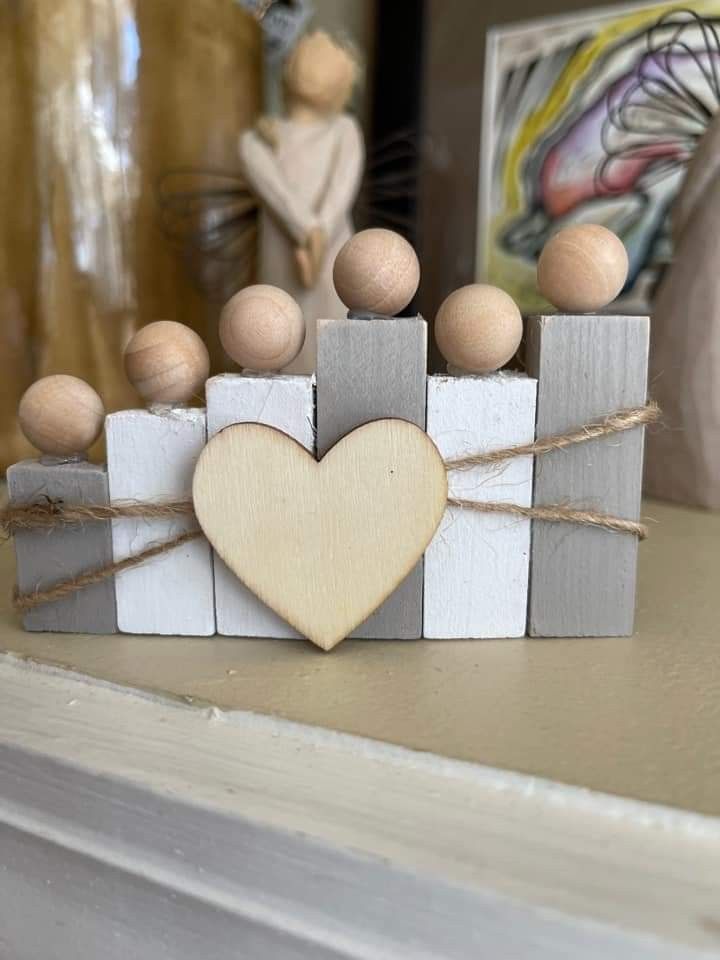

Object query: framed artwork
[478,1,720,312]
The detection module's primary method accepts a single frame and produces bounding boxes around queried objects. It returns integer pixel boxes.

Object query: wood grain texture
[106,408,214,636]
[316,316,427,638]
[425,373,537,638]
[332,228,420,315]
[6,460,117,634]
[218,286,304,371]
[123,321,210,405]
[18,375,105,458]
[193,419,447,651]
[434,285,523,374]
[205,373,314,638]
[537,225,628,313]
[526,315,650,637]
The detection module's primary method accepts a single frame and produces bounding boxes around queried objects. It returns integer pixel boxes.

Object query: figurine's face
[284,31,357,114]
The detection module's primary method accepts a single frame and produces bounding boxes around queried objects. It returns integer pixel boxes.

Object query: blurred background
[2,0,719,507]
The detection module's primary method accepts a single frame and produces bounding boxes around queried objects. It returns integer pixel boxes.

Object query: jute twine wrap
[2,401,660,613]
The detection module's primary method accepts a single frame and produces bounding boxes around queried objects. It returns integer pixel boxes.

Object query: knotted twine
[2,401,660,613]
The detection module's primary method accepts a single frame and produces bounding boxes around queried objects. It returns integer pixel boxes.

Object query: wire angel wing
[354,127,419,236]
[156,168,259,303]
[156,126,420,301]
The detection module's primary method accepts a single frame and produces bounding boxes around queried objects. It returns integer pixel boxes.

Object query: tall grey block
[526,314,650,637]
[316,315,427,639]
[7,459,117,634]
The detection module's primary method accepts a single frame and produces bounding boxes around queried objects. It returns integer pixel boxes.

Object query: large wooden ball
[333,228,420,315]
[124,321,210,404]
[537,224,629,312]
[219,285,305,371]
[18,374,105,456]
[434,284,523,374]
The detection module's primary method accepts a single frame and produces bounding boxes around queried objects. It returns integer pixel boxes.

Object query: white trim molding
[1,655,719,959]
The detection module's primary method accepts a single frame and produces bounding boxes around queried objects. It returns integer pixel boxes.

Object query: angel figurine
[238,30,364,374]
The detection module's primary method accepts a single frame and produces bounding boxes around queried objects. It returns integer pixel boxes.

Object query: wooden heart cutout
[193,419,448,651]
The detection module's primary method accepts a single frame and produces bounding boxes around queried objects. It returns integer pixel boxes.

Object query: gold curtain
[0,0,261,470]
[0,5,37,468]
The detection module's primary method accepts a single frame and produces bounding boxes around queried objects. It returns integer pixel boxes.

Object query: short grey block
[7,460,117,634]
[316,316,427,639]
[526,315,650,637]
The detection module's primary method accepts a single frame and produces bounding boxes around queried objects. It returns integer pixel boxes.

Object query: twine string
[445,401,660,471]
[2,402,659,613]
[12,530,202,613]
[447,499,647,540]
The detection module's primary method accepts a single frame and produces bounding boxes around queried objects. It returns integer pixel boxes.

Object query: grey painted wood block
[7,459,117,634]
[526,315,650,637]
[316,315,427,639]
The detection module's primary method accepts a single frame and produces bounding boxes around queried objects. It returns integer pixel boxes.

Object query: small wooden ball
[333,228,420,315]
[18,374,105,456]
[434,284,523,374]
[537,224,629,312]
[219,285,305,371]
[124,321,210,404]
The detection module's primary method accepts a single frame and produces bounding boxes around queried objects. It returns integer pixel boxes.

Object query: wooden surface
[106,408,214,636]
[1,658,718,959]
[206,373,314,639]
[218,285,305,371]
[332,228,420,316]
[17,375,105,457]
[0,497,718,818]
[536,224,628,313]
[123,321,210,405]
[316,315,428,638]
[194,419,447,651]
[425,373,536,638]
[526,315,650,637]
[434,285,523,373]
[7,460,116,634]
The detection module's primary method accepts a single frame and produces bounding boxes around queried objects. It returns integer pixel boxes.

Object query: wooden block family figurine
[4,223,656,650]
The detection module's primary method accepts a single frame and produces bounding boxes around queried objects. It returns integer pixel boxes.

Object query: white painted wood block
[106,407,215,636]
[424,372,537,639]
[205,373,314,638]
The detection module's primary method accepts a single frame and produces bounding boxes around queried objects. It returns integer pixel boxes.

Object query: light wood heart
[193,419,448,651]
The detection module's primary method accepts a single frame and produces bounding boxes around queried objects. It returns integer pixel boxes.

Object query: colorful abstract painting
[478,2,720,312]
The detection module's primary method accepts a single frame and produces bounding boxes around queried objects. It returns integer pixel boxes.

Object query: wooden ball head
[434,284,523,374]
[219,285,305,371]
[124,321,210,404]
[18,374,105,456]
[333,228,420,316]
[537,224,629,313]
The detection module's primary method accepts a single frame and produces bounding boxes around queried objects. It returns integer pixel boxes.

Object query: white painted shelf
[0,655,718,959]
